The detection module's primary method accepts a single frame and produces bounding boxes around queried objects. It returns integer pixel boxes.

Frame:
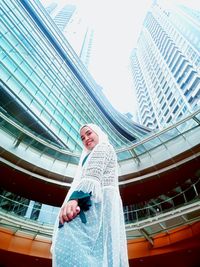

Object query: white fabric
[51,124,129,267]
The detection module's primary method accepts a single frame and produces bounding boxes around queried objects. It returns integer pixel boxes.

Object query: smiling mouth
[86,141,92,146]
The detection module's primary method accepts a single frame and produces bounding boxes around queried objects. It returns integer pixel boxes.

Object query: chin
[87,144,95,150]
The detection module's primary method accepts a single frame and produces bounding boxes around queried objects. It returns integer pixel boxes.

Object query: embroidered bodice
[81,143,118,187]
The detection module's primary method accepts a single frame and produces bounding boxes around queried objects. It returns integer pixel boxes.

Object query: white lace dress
[51,143,129,267]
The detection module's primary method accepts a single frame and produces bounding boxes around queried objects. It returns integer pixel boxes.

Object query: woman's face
[80,126,99,150]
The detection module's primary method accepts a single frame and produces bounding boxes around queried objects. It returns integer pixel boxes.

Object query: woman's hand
[59,200,80,225]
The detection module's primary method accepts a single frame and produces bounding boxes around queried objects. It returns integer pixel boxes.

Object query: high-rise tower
[130,1,200,129]
[53,4,76,32]
[44,2,94,69]
[44,2,57,15]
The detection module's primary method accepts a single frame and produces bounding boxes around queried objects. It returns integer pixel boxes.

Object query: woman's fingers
[66,201,76,220]
[59,205,69,224]
[71,203,79,215]
[69,205,80,219]
[59,207,65,224]
[66,205,72,218]
[76,206,80,213]
[59,200,79,224]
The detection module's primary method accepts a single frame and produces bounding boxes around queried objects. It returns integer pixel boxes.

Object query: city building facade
[44,1,94,69]
[130,0,200,129]
[1,0,150,153]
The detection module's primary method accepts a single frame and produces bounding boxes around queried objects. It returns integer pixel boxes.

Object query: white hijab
[79,123,109,161]
[71,123,109,187]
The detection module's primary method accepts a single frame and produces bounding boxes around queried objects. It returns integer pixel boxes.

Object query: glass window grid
[42,45,124,148]
[1,64,12,81]
[171,54,181,73]
[136,121,197,160]
[4,4,75,94]
[2,114,80,161]
[1,23,104,147]
[174,57,184,78]
[1,49,17,74]
[4,52,120,152]
[168,49,179,69]
[166,45,175,64]
[2,0,147,150]
[5,76,21,96]
[1,52,83,151]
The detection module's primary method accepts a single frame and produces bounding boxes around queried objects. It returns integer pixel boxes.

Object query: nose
[84,135,89,141]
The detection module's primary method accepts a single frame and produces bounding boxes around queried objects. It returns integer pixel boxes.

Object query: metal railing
[124,178,200,223]
[1,108,200,164]
[0,178,199,227]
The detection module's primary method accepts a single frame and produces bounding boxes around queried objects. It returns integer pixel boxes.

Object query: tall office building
[79,28,94,69]
[53,4,76,32]
[130,1,200,129]
[44,2,94,69]
[44,2,57,15]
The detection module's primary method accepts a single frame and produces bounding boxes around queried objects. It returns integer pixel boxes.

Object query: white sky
[40,0,200,117]
[85,0,152,117]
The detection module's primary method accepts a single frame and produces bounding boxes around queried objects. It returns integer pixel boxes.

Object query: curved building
[0,1,200,267]
[0,0,150,153]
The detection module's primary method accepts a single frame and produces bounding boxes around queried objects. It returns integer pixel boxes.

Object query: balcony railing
[0,107,199,162]
[124,178,200,223]
[0,178,199,227]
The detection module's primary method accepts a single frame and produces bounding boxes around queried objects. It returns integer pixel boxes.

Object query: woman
[51,124,129,267]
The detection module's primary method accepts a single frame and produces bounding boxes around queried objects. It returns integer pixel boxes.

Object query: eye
[87,131,92,136]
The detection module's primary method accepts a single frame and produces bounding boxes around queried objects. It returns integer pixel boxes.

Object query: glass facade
[130,1,200,130]
[0,0,150,154]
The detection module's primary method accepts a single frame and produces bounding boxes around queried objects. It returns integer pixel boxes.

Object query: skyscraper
[53,4,76,32]
[44,2,57,15]
[130,1,200,129]
[44,2,94,69]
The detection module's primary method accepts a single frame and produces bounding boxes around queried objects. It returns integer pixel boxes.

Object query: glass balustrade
[1,108,200,165]
[0,178,199,226]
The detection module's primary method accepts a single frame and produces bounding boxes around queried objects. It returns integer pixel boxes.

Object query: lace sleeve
[82,143,111,181]
[73,143,113,202]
